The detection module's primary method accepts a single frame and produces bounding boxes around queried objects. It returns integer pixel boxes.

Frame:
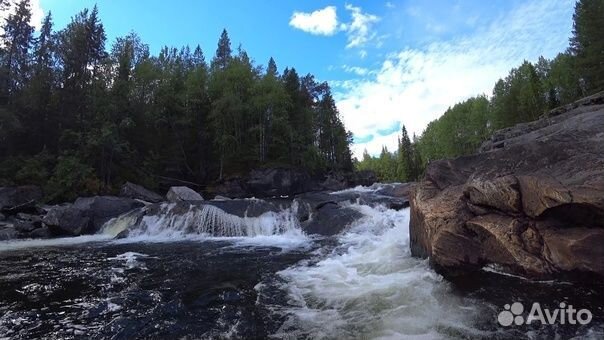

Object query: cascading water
[0,187,602,339]
[102,201,305,239]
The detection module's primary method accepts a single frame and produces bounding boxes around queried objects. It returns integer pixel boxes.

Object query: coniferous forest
[0,2,354,201]
[357,0,604,183]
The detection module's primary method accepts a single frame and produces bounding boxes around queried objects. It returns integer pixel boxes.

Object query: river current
[0,188,602,339]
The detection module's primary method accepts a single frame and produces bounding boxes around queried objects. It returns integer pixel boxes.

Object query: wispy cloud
[342,64,372,76]
[289,6,338,36]
[334,0,575,157]
[340,4,380,48]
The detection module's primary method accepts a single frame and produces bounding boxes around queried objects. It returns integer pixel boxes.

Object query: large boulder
[0,185,43,213]
[375,182,415,198]
[302,202,362,236]
[119,182,163,203]
[166,186,203,202]
[43,196,144,236]
[410,93,604,280]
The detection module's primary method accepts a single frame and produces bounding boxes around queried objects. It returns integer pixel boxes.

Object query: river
[0,189,602,339]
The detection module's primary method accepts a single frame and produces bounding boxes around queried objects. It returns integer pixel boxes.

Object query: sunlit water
[0,196,602,339]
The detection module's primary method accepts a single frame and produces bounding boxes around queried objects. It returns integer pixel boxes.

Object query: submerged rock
[410,92,604,280]
[166,186,204,202]
[302,202,362,236]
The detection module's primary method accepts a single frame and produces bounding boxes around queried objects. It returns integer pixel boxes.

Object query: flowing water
[0,189,602,339]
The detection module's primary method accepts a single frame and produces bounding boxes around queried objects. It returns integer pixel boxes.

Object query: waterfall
[101,201,304,239]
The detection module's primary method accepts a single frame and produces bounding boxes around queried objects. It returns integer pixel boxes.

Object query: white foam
[0,235,112,252]
[273,205,489,339]
[108,251,151,270]
[100,201,313,251]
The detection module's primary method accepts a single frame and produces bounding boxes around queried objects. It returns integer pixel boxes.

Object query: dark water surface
[0,240,314,339]
[0,204,602,339]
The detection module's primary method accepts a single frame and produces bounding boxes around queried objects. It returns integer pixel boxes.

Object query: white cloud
[0,0,44,32]
[341,4,380,48]
[342,64,371,76]
[289,6,338,36]
[289,5,379,50]
[334,0,574,158]
[30,0,44,30]
[386,2,396,9]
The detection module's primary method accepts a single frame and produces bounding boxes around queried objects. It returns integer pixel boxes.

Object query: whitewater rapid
[1,190,602,339]
[258,204,489,339]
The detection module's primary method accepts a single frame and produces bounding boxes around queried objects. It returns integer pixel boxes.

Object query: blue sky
[33,0,576,156]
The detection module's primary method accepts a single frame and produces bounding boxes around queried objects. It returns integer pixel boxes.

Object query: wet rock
[43,196,144,236]
[410,93,604,280]
[0,185,43,214]
[43,204,91,236]
[166,186,204,202]
[202,199,278,218]
[375,182,415,198]
[29,226,51,238]
[119,182,163,203]
[302,202,362,236]
[213,195,231,200]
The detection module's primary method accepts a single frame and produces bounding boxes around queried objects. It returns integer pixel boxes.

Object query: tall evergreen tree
[569,0,604,93]
[211,29,232,71]
[0,0,34,104]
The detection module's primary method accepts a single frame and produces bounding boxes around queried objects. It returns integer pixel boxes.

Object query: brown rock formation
[410,92,604,280]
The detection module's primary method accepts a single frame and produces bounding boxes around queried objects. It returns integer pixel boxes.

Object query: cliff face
[410,92,604,280]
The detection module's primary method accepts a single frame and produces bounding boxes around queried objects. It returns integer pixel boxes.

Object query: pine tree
[267,57,277,77]
[569,0,604,93]
[0,0,34,104]
[23,12,56,152]
[211,29,232,71]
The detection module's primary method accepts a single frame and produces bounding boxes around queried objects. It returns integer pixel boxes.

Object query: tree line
[357,0,604,183]
[0,1,353,201]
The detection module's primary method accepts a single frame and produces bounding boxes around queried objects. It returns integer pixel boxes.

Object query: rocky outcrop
[166,186,204,202]
[410,92,604,280]
[119,182,163,203]
[43,196,144,236]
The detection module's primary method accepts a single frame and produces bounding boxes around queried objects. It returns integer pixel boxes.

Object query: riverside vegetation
[357,0,604,183]
[0,1,354,202]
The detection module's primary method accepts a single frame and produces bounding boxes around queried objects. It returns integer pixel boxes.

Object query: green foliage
[569,0,604,93]
[0,3,353,200]
[357,0,603,181]
[45,155,100,202]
